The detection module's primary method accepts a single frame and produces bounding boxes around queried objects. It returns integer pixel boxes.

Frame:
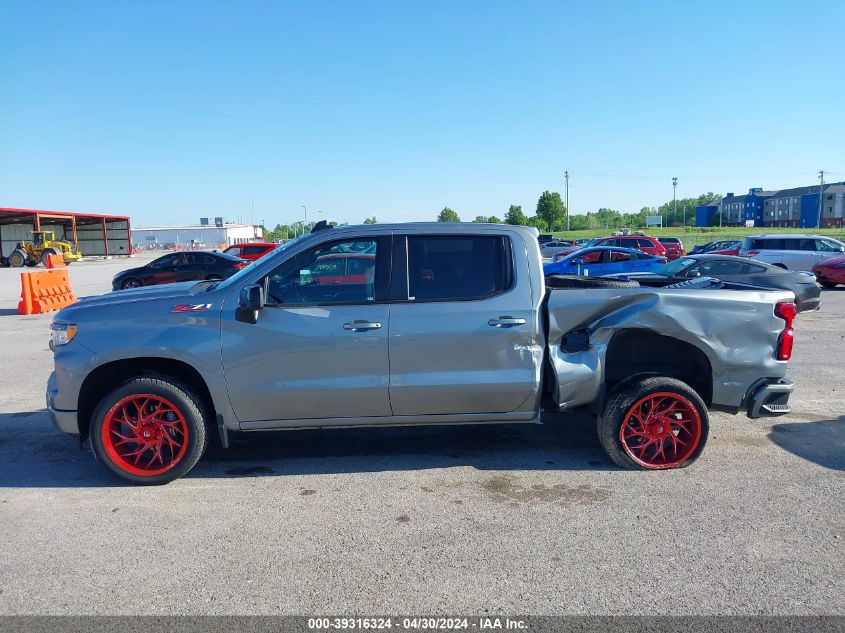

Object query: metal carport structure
[0,207,132,259]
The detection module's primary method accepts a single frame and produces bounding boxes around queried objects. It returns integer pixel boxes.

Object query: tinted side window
[816,239,841,252]
[265,239,380,305]
[743,264,767,274]
[636,238,655,248]
[226,246,242,257]
[151,253,179,267]
[203,254,217,264]
[751,238,783,250]
[610,250,632,262]
[407,236,511,302]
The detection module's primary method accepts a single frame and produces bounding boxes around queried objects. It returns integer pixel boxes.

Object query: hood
[56,282,211,320]
[112,266,147,280]
[815,255,845,268]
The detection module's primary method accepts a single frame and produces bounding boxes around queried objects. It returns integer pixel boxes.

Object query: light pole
[301,205,307,234]
[817,170,825,228]
[672,177,678,227]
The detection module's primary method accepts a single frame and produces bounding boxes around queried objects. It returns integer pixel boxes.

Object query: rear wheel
[598,376,708,470]
[90,377,209,484]
[40,248,58,265]
[8,250,26,268]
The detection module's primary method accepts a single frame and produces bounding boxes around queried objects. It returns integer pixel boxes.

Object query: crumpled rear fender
[546,287,793,411]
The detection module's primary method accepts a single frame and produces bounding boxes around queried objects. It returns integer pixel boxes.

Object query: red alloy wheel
[619,391,702,469]
[101,394,190,477]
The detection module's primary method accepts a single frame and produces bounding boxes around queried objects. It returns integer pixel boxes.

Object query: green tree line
[259,192,722,238]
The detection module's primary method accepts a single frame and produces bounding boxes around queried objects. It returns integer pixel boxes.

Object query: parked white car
[739,235,845,271]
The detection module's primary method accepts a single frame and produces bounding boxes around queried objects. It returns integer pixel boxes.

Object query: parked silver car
[739,234,845,271]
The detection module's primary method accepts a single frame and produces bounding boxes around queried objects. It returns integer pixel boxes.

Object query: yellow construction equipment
[7,231,83,268]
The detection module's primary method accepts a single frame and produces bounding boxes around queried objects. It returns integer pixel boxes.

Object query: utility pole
[251,199,254,226]
[683,203,686,227]
[672,177,678,227]
[302,205,308,233]
[564,170,570,232]
[817,170,825,228]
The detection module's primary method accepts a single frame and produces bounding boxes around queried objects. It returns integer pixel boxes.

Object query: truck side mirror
[236,284,264,323]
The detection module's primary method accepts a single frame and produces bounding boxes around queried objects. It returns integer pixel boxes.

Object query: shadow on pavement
[0,409,613,487]
[768,416,845,471]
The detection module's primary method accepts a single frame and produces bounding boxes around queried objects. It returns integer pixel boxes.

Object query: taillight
[774,301,797,361]
[746,251,759,258]
[234,261,249,269]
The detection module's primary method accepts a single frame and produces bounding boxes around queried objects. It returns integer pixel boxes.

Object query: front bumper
[46,371,80,436]
[746,378,794,419]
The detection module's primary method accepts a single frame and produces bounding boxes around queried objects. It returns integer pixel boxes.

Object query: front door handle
[343,320,382,332]
[488,316,526,328]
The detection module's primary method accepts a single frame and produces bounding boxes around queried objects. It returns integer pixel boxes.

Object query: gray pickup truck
[47,223,796,484]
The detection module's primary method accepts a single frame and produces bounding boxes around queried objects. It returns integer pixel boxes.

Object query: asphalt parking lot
[0,255,843,615]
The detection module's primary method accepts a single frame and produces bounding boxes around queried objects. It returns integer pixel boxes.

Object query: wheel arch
[603,329,713,408]
[77,357,216,443]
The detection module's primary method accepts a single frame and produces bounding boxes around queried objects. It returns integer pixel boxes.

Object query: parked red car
[657,237,685,261]
[223,242,276,261]
[710,243,742,256]
[593,235,667,257]
[313,253,376,285]
[812,255,845,288]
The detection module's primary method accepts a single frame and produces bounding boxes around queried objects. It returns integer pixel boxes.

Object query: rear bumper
[746,378,794,419]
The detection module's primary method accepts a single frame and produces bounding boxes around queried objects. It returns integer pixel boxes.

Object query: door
[221,236,392,422]
[388,234,540,416]
[146,253,182,285]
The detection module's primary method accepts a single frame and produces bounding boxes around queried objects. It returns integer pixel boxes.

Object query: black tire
[40,248,58,265]
[545,274,640,289]
[597,376,709,470]
[25,260,38,267]
[90,377,209,485]
[121,278,141,289]
[819,280,838,289]
[8,250,26,268]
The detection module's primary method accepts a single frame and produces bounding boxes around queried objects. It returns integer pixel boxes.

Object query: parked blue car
[543,246,668,277]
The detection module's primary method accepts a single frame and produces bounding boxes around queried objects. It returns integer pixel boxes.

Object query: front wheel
[597,376,708,470]
[8,250,26,268]
[121,278,141,289]
[90,377,209,484]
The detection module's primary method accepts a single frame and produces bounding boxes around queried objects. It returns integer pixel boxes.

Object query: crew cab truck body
[47,223,796,484]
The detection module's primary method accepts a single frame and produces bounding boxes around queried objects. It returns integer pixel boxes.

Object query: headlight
[50,322,78,347]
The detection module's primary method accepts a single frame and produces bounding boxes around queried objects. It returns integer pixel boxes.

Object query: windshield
[655,257,696,276]
[211,237,307,291]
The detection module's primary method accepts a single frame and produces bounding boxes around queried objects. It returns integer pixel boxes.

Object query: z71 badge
[171,303,212,313]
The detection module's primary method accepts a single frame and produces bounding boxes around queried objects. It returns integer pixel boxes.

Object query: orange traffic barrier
[44,254,66,269]
[17,269,77,315]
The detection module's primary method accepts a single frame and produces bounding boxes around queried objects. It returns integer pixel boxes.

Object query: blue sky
[1,0,843,227]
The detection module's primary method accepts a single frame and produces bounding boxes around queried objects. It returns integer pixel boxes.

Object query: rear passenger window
[743,264,767,274]
[407,236,512,302]
[751,238,783,250]
[636,239,654,248]
[610,251,632,262]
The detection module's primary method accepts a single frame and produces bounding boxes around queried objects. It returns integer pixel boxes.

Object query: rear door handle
[488,316,526,328]
[343,320,382,331]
